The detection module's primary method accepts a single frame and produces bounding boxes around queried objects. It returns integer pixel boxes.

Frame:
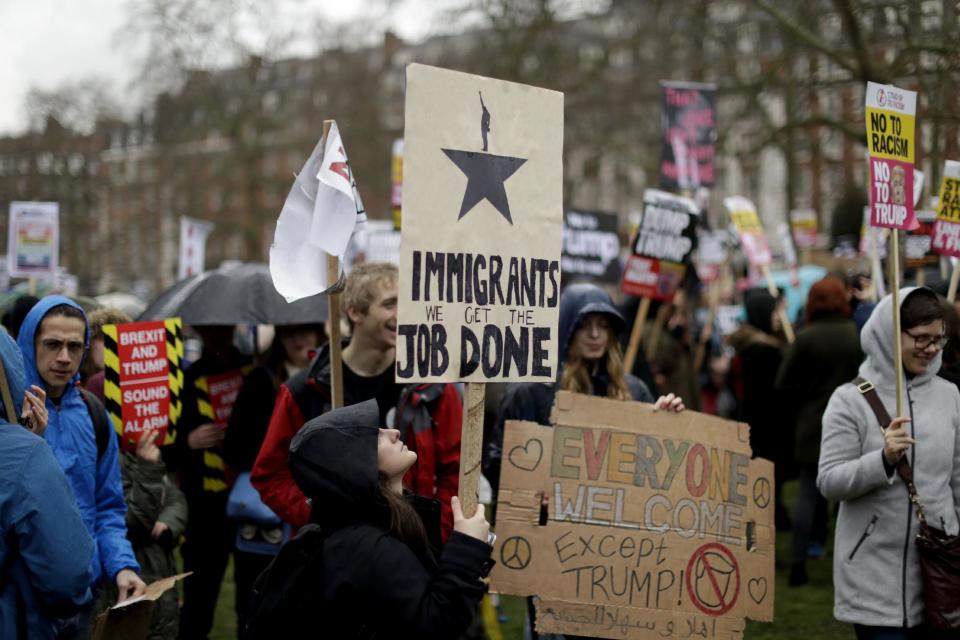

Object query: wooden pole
[948,259,960,303]
[916,265,926,287]
[28,278,36,296]
[693,281,721,373]
[458,382,486,517]
[320,119,344,410]
[645,302,672,363]
[761,265,795,343]
[624,297,652,374]
[891,229,903,417]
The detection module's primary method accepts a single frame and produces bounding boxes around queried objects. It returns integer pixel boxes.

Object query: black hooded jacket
[286,400,493,639]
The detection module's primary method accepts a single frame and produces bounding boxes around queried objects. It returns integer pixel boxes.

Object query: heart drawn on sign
[748,577,768,604]
[508,439,543,472]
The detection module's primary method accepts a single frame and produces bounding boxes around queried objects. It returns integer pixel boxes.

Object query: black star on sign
[442,149,526,225]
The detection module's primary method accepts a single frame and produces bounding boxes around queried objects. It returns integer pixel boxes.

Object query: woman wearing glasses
[819,287,959,639]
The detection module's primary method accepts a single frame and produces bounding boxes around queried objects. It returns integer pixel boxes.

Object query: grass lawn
[208,479,853,639]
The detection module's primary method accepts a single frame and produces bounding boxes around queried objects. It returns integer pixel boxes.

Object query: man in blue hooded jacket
[0,326,94,638]
[17,295,145,637]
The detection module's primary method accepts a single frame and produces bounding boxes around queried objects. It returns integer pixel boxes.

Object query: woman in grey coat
[819,287,960,639]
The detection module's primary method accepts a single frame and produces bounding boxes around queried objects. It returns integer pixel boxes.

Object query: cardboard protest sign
[621,190,698,300]
[92,573,190,640]
[7,201,59,279]
[724,197,771,268]
[196,369,246,430]
[103,319,183,453]
[660,81,716,190]
[396,63,563,383]
[491,392,774,638]
[562,209,621,285]
[905,210,937,269]
[865,82,917,229]
[932,160,960,258]
[715,305,743,337]
[346,220,401,267]
[788,209,818,249]
[695,229,727,283]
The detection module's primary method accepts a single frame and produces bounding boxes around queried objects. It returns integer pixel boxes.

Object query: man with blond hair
[252,262,463,539]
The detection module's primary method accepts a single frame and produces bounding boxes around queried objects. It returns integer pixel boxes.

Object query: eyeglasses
[38,338,85,357]
[903,329,948,351]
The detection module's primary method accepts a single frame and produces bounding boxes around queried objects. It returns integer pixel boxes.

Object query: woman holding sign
[820,287,959,638]
[244,399,493,639]
[489,283,684,640]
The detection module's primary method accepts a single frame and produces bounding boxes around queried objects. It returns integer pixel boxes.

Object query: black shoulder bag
[854,377,960,630]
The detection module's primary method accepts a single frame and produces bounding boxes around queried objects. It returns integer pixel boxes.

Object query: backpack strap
[78,387,111,462]
[852,377,928,525]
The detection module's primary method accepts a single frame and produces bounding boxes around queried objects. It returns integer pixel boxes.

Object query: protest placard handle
[28,278,36,296]
[890,229,904,417]
[624,297,652,374]
[458,382,485,518]
[948,260,960,303]
[761,265,795,343]
[693,280,721,373]
[319,119,344,411]
[645,301,672,363]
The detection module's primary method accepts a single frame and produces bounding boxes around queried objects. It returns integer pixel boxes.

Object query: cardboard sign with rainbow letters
[865,82,917,230]
[490,391,774,638]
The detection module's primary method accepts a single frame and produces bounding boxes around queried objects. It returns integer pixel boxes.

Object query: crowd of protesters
[0,259,957,640]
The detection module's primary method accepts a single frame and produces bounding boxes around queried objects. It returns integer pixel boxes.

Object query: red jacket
[251,343,462,539]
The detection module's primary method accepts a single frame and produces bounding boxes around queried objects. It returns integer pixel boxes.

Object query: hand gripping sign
[490,392,775,639]
[103,319,183,452]
[865,82,917,230]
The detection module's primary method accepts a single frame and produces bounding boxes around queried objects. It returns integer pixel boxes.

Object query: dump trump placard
[621,190,698,300]
[490,391,774,639]
[397,64,564,383]
[865,82,917,229]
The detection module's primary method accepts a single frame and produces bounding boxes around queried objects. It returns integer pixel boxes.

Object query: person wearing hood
[0,327,94,638]
[16,295,145,638]
[775,276,863,586]
[248,399,493,638]
[727,288,791,531]
[819,287,960,638]
[488,284,684,492]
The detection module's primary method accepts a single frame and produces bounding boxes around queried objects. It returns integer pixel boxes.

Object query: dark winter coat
[286,399,493,639]
[728,290,785,464]
[120,453,188,640]
[775,316,862,465]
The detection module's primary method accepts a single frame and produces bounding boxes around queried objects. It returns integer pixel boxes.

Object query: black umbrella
[139,263,328,326]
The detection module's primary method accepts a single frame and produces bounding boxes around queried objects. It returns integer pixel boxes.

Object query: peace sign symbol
[500,536,532,570]
[752,478,771,509]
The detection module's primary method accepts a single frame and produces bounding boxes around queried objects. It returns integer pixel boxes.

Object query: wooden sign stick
[949,260,960,303]
[693,280,721,373]
[890,229,904,416]
[458,382,486,517]
[761,265,795,343]
[321,119,344,410]
[645,301,672,363]
[623,297,652,374]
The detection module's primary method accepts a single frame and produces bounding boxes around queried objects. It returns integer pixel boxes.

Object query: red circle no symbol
[685,542,740,616]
